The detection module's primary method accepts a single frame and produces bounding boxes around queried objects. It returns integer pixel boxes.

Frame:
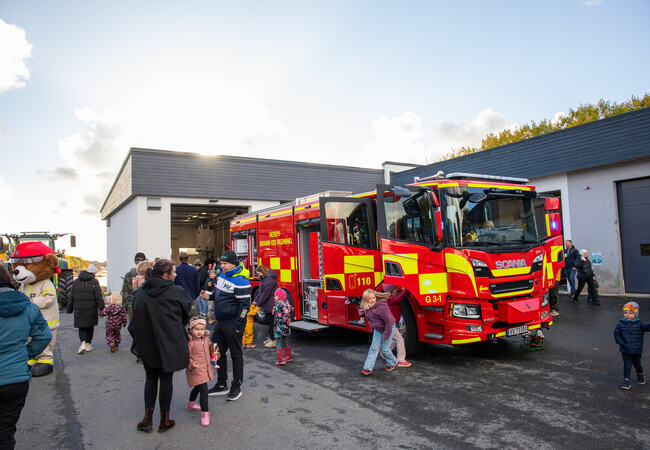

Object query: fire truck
[230,173,563,354]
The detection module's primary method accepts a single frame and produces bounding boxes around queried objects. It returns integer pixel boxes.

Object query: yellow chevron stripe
[451,337,482,344]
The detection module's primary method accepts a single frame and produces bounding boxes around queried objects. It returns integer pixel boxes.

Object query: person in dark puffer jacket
[613,301,650,390]
[572,249,600,305]
[67,264,104,354]
[0,265,51,450]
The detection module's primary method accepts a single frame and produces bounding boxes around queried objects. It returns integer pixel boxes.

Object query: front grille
[489,279,534,295]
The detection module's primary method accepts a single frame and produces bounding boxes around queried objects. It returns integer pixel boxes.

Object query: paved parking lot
[15,294,650,449]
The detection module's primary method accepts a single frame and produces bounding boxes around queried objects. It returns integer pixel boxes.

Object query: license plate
[506,325,528,337]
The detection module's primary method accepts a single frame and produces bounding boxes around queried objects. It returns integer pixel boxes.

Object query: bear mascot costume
[9,241,61,376]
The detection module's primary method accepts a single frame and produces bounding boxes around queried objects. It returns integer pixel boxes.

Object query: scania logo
[495,259,526,269]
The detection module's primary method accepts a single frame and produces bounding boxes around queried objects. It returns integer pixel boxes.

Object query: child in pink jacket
[185,317,219,426]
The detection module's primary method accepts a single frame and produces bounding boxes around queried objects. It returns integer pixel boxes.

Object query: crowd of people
[1,238,648,446]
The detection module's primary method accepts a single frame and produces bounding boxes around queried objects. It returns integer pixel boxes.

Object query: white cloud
[364,111,426,165]
[0,18,33,94]
[552,111,567,126]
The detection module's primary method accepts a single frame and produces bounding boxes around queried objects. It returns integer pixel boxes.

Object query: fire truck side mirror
[544,197,560,211]
[70,235,77,247]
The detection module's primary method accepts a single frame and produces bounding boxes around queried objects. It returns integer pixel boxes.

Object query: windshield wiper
[503,239,538,244]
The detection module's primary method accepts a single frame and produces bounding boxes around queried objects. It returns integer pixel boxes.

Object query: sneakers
[264,340,276,348]
[360,369,372,376]
[637,374,647,385]
[226,388,242,401]
[620,380,632,390]
[396,361,412,368]
[384,364,396,372]
[208,384,228,396]
[243,344,256,349]
[85,344,93,352]
[550,310,560,316]
[77,343,86,354]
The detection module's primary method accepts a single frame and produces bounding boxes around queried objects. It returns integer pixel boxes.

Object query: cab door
[318,197,381,327]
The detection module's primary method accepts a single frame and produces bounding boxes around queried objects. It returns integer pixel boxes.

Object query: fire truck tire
[400,300,422,356]
[57,269,73,309]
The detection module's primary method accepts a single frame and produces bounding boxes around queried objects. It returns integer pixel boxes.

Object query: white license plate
[506,325,528,337]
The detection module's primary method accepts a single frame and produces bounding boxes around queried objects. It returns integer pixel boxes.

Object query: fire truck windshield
[442,187,538,248]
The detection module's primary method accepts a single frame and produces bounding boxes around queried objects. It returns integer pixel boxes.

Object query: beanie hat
[189,317,206,330]
[623,301,639,317]
[274,288,287,300]
[220,250,238,266]
[134,252,146,262]
[86,264,97,274]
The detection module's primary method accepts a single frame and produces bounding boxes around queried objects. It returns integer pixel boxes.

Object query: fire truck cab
[230,173,563,354]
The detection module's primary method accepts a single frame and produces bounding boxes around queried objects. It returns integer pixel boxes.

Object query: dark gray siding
[100,155,132,218]
[392,107,650,185]
[102,149,384,218]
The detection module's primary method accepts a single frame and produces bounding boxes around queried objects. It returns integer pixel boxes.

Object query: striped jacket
[209,264,251,331]
[20,279,60,329]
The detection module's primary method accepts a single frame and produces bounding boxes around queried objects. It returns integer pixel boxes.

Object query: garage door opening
[170,204,249,263]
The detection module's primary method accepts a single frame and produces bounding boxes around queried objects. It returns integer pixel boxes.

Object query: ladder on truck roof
[414,171,529,184]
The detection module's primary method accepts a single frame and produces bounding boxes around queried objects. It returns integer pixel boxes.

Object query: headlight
[541,292,549,307]
[471,258,488,267]
[532,253,543,264]
[451,303,481,319]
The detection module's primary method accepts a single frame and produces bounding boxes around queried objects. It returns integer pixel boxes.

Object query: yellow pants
[242,304,259,345]
[28,328,57,365]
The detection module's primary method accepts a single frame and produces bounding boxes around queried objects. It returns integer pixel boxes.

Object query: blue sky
[0,0,648,260]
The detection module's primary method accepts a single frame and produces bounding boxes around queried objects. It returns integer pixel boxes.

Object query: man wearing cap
[122,252,146,320]
[201,250,250,401]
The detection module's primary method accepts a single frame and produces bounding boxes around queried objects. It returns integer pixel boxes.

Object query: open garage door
[171,204,249,263]
[617,177,650,293]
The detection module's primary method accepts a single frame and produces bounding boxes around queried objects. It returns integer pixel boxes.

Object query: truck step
[289,320,330,332]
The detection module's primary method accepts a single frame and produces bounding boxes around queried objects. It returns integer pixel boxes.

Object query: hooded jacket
[254,269,278,314]
[209,264,251,331]
[67,271,104,328]
[614,317,650,354]
[360,301,396,341]
[128,277,193,372]
[0,287,52,386]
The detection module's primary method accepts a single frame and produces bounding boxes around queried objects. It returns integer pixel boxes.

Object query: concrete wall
[566,158,650,294]
[106,199,138,293]
[531,173,572,240]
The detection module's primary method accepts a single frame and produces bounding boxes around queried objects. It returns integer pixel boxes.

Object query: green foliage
[441,93,650,161]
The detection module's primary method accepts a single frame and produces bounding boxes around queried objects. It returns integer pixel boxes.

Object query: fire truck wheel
[400,300,422,356]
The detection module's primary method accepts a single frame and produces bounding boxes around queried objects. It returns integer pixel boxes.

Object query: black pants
[262,313,275,340]
[78,327,94,343]
[573,277,599,303]
[548,283,559,311]
[189,383,209,411]
[0,381,29,450]
[143,363,173,410]
[211,319,243,390]
[622,353,644,379]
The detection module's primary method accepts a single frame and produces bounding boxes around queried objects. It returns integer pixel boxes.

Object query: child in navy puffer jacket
[613,301,650,390]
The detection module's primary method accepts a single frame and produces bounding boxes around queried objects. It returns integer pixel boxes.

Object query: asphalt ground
[14,294,650,450]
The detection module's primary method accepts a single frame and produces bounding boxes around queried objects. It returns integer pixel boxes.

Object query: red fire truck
[230,172,563,354]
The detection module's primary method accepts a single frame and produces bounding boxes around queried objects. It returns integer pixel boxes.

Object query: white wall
[106,199,138,293]
[530,173,572,239]
[106,196,281,292]
[567,158,650,294]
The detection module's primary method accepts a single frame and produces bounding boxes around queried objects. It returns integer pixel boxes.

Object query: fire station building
[391,108,650,295]
[100,148,385,293]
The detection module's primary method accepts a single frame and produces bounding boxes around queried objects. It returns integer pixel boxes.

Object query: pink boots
[201,412,210,427]
[186,401,201,411]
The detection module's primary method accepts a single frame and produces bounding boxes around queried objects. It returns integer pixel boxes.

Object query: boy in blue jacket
[613,301,650,390]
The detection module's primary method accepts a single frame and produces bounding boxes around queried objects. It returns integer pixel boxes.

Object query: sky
[0,0,648,261]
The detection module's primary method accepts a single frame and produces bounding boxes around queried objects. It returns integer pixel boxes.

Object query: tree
[440,93,650,160]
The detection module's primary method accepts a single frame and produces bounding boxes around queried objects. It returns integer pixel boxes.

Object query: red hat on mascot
[10,242,61,274]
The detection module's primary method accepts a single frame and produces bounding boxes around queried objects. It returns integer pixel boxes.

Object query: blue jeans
[565,268,576,294]
[622,353,643,379]
[196,296,208,315]
[363,327,398,371]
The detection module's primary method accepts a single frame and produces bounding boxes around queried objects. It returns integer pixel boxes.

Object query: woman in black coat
[253,265,278,346]
[128,259,192,433]
[67,264,104,354]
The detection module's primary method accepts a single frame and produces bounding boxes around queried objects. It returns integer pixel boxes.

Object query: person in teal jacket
[0,265,52,450]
